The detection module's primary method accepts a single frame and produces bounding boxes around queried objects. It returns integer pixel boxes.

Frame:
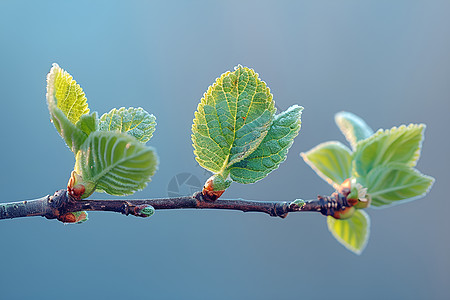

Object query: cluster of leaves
[43,64,434,254]
[46,64,158,202]
[191,65,303,197]
[301,112,434,254]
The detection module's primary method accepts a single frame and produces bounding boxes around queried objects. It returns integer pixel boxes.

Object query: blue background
[1,1,449,299]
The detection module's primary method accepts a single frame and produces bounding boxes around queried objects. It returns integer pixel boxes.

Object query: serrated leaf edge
[228,105,303,184]
[355,123,426,171]
[46,63,89,124]
[99,107,157,143]
[368,165,435,209]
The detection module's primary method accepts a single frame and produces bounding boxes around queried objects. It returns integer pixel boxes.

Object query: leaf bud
[202,173,232,201]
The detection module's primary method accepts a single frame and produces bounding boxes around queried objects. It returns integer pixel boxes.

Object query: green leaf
[76,112,98,136]
[99,107,156,143]
[228,105,303,184]
[50,107,88,153]
[46,63,90,124]
[327,210,370,255]
[335,111,374,150]
[301,141,352,187]
[192,65,276,175]
[75,131,158,196]
[362,163,435,208]
[354,124,425,178]
[46,63,91,153]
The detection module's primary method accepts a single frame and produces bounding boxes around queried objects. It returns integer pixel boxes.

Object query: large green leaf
[301,141,353,187]
[99,107,156,143]
[192,66,276,175]
[362,163,434,208]
[228,105,303,184]
[74,131,158,196]
[354,124,425,178]
[327,210,370,255]
[46,63,91,153]
[335,111,374,150]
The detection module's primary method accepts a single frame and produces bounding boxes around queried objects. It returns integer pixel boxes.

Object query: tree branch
[0,189,350,222]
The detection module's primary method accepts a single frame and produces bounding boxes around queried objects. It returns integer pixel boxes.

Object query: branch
[0,189,350,222]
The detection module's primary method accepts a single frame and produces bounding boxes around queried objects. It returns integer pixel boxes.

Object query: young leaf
[335,111,374,150]
[50,107,88,153]
[47,63,90,124]
[99,107,156,143]
[362,163,434,208]
[46,63,91,153]
[76,112,98,136]
[301,141,352,186]
[75,131,158,196]
[354,124,425,178]
[192,65,276,175]
[327,210,370,255]
[228,105,303,184]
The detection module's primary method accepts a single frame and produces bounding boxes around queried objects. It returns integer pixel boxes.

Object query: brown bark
[0,189,349,222]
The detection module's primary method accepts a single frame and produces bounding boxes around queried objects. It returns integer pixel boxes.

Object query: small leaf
[75,131,158,196]
[46,64,91,153]
[192,65,276,175]
[50,107,88,153]
[327,209,370,255]
[335,111,374,150]
[362,163,435,208]
[76,112,98,136]
[354,124,425,178]
[46,63,89,124]
[301,141,352,187]
[228,105,303,184]
[99,107,156,143]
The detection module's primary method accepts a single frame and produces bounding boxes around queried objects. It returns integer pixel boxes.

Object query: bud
[202,173,232,201]
[332,206,355,219]
[57,211,88,224]
[67,171,96,200]
[338,178,371,209]
[134,205,155,218]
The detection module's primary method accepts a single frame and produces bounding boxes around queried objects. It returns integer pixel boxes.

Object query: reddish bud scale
[338,178,357,207]
[68,184,86,200]
[347,197,358,207]
[332,206,355,219]
[202,189,225,201]
[331,178,358,219]
[57,212,77,223]
[57,211,88,224]
[202,177,224,201]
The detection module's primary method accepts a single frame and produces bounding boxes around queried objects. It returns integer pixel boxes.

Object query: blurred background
[0,1,449,299]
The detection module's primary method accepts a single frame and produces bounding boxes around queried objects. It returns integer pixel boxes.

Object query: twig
[0,189,349,222]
